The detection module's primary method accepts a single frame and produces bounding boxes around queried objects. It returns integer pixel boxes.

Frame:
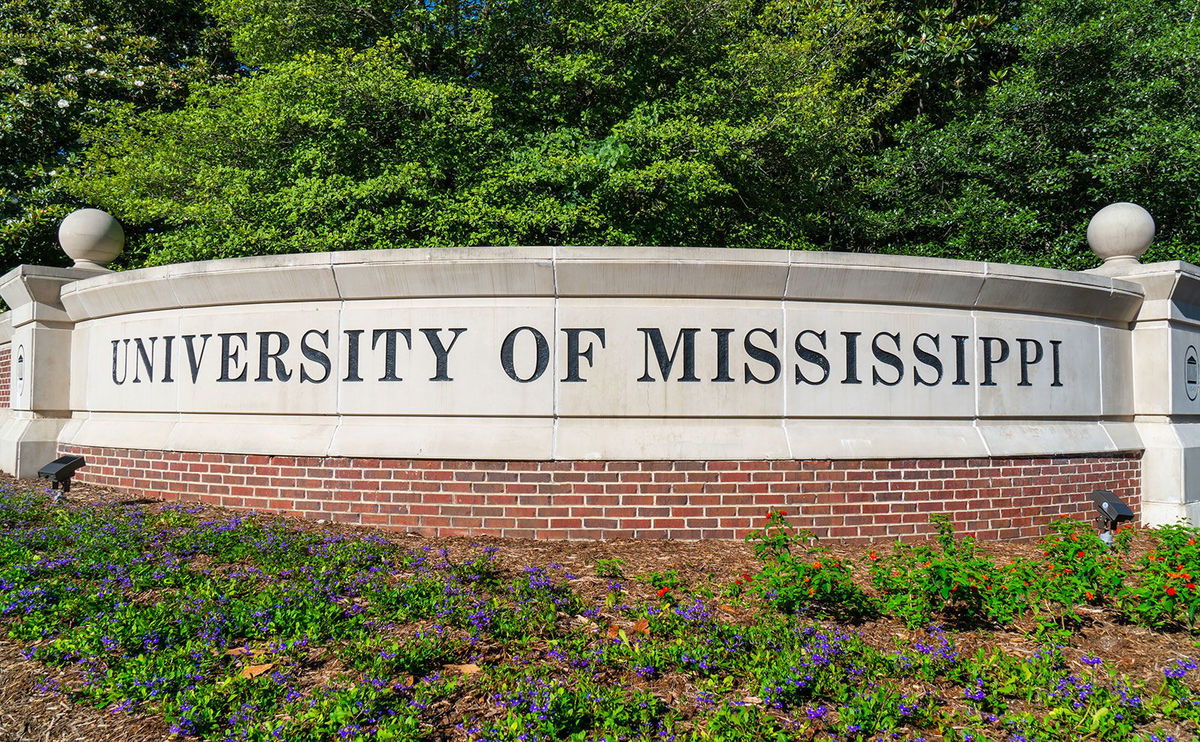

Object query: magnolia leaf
[443,663,481,675]
[238,663,274,679]
[631,618,650,636]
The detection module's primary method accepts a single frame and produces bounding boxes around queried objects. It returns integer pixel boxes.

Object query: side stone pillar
[0,208,124,478]
[1114,263,1200,525]
[1087,203,1200,525]
[0,266,105,477]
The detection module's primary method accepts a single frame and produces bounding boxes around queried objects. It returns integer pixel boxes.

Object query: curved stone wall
[58,248,1142,462]
[5,246,1185,540]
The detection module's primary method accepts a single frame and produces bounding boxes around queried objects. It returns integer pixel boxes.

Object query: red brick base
[58,445,1141,541]
[0,346,9,409]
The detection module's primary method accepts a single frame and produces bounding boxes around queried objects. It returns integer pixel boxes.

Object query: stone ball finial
[58,208,124,271]
[1087,202,1155,273]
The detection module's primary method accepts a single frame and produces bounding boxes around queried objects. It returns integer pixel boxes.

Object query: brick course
[0,345,9,409]
[59,445,1141,541]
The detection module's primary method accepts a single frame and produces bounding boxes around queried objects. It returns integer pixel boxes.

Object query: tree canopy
[0,0,235,266]
[2,0,1197,271]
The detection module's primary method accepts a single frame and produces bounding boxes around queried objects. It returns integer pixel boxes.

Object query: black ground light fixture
[1090,489,1134,546]
[38,455,86,503]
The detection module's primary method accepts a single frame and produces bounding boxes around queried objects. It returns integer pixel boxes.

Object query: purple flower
[1165,659,1198,679]
[109,699,137,713]
[168,718,197,736]
[964,678,986,702]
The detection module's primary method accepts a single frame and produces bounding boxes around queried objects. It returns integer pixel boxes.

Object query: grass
[1,486,1199,741]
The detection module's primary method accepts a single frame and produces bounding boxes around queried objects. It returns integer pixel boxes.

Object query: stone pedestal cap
[1087,202,1155,274]
[58,208,124,271]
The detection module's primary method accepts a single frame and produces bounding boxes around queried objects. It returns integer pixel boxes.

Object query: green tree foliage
[851,0,1200,268]
[3,0,1197,270]
[0,0,234,267]
[71,0,907,266]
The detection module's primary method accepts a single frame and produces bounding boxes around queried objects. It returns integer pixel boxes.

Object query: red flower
[1166,586,1178,596]
[1189,583,1197,590]
[1085,591,1095,601]
[740,573,753,583]
[657,587,671,597]
[869,552,879,560]
[1076,551,1085,559]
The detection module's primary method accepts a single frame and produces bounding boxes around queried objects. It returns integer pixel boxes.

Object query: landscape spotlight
[37,455,86,503]
[1090,489,1134,546]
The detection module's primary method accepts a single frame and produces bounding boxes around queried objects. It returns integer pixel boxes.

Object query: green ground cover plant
[2,485,1200,740]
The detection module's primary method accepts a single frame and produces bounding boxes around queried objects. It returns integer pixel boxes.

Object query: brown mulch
[0,475,1196,740]
[0,637,169,742]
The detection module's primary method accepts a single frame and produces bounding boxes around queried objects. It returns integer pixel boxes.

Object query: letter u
[111,339,131,384]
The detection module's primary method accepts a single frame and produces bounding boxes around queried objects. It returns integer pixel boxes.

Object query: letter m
[637,328,700,382]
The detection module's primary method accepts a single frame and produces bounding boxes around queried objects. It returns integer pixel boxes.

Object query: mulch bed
[0,475,1195,740]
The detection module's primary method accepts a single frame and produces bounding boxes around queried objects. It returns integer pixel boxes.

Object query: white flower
[57,98,69,108]
[83,43,93,49]
[84,68,96,75]
[133,80,144,87]
[98,71,108,77]
[64,74,77,82]
[13,57,26,66]
[98,35,106,41]
[48,170,58,177]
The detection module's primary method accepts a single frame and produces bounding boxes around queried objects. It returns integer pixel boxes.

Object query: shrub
[1037,517,1129,609]
[869,515,1038,628]
[1118,523,1200,629]
[745,510,875,620]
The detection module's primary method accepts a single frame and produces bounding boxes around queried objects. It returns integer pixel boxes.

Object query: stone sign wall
[2,240,1196,540]
[53,249,1141,465]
